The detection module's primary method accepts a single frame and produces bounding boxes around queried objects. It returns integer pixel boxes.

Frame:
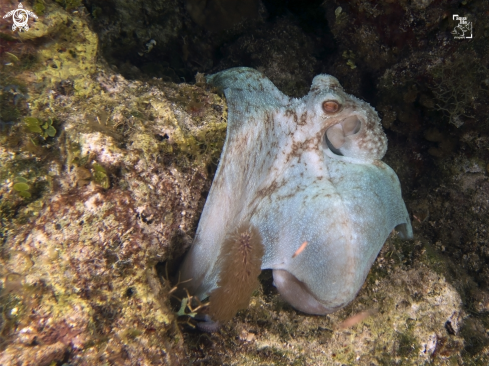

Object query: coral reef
[1,2,226,364]
[1,0,489,364]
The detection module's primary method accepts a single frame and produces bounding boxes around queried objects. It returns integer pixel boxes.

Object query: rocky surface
[1,0,488,365]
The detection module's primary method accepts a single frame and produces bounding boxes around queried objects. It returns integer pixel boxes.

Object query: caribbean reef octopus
[179,67,413,330]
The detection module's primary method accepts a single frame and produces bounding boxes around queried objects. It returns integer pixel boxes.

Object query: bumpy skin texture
[180,67,412,315]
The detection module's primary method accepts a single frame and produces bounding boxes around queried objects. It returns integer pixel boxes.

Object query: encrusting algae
[0,2,226,364]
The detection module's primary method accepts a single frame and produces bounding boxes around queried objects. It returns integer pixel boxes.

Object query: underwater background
[1,0,489,364]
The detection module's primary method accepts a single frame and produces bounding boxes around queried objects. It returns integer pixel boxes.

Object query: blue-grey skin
[180,67,412,315]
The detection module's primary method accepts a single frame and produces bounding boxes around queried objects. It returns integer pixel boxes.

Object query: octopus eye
[322,100,340,114]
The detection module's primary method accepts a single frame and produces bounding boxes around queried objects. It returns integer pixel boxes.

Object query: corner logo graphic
[452,14,472,39]
[3,3,38,32]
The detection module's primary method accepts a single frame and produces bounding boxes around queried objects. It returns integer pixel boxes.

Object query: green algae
[170,121,227,169]
[54,0,82,10]
[24,117,57,139]
[12,177,31,198]
[397,330,420,359]
[91,163,110,189]
[32,0,46,15]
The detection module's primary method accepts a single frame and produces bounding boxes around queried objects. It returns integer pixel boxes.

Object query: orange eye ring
[322,100,340,114]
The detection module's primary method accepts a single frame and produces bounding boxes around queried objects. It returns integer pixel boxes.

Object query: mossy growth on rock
[0,2,228,363]
[15,2,99,100]
[32,0,46,15]
[54,0,82,10]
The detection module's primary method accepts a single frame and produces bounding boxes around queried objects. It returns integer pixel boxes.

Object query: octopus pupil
[322,101,340,113]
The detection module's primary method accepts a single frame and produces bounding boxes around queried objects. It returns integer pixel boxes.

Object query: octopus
[179,67,412,329]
